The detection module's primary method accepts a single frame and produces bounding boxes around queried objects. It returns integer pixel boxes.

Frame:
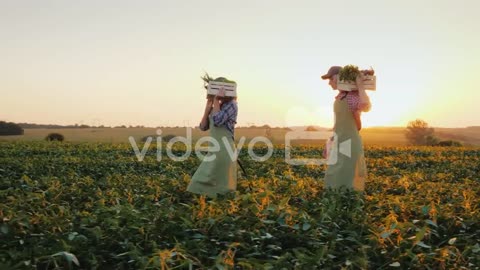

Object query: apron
[187,114,237,198]
[324,97,367,191]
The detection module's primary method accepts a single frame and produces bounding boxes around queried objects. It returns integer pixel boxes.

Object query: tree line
[0,121,24,136]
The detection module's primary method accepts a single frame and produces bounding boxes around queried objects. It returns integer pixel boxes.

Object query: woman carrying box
[186,77,238,198]
[321,66,370,191]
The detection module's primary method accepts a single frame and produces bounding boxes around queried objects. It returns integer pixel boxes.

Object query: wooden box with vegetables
[337,65,376,91]
[202,73,237,97]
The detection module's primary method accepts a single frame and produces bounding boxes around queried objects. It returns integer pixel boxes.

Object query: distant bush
[0,121,24,136]
[141,135,153,142]
[425,135,439,146]
[45,133,65,142]
[437,140,462,147]
[141,134,176,142]
[162,134,176,142]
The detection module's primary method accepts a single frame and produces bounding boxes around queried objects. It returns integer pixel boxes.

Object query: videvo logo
[128,107,353,165]
[284,130,352,165]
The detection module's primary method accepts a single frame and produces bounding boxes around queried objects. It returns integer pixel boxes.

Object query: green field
[2,126,480,146]
[1,141,479,269]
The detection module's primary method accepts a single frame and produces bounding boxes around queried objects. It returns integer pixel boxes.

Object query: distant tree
[305,126,319,132]
[0,121,24,136]
[46,133,65,142]
[405,119,436,145]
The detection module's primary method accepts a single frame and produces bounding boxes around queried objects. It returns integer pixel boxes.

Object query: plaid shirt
[200,101,238,136]
[336,91,360,112]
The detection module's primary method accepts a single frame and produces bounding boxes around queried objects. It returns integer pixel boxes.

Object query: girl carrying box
[186,76,238,198]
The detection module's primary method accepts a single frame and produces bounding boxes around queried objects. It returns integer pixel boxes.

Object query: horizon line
[4,121,480,130]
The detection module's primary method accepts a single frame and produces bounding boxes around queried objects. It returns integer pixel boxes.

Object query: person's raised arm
[353,110,362,131]
[199,97,213,131]
[211,88,229,127]
[353,72,367,130]
[356,72,371,112]
[211,88,225,114]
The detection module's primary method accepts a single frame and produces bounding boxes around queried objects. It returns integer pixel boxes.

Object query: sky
[1,0,479,128]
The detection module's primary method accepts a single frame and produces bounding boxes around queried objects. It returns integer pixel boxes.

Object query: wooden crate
[337,75,376,91]
[207,81,237,97]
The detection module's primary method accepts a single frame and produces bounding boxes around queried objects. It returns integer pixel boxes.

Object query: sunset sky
[1,0,479,128]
